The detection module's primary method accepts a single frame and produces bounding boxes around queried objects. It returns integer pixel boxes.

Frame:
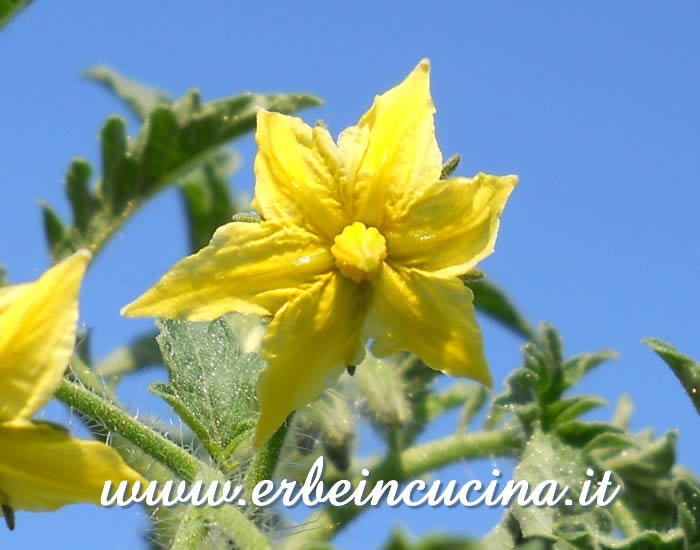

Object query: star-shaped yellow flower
[122,60,517,448]
[0,251,144,528]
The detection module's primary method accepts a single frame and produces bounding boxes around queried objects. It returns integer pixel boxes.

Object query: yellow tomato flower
[0,251,144,528]
[122,60,517,448]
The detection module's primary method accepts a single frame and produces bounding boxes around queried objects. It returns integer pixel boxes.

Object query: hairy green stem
[55,379,204,482]
[283,428,521,549]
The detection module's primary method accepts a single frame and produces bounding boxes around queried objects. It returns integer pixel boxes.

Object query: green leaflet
[492,323,618,441]
[643,338,700,415]
[152,319,265,469]
[83,67,262,254]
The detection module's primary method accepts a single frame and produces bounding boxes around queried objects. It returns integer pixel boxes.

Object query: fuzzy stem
[55,378,204,482]
[283,428,521,549]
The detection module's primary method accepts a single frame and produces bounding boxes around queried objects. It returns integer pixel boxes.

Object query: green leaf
[466,279,536,340]
[152,319,265,466]
[0,0,32,30]
[643,338,700,415]
[84,65,172,120]
[43,85,321,260]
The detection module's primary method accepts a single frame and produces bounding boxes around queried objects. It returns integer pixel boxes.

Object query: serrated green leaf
[153,318,265,465]
[0,0,32,30]
[84,65,172,120]
[466,279,536,340]
[45,84,321,260]
[643,338,700,415]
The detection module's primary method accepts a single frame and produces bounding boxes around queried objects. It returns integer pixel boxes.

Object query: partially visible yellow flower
[122,60,517,448]
[0,251,144,527]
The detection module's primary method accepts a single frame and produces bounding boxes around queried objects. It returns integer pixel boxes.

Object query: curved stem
[55,378,205,482]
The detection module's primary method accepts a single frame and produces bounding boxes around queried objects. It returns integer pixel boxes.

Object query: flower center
[331,222,387,283]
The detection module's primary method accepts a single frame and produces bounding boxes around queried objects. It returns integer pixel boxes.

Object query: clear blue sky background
[1,2,698,548]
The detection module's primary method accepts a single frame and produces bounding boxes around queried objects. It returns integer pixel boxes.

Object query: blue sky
[1,1,698,548]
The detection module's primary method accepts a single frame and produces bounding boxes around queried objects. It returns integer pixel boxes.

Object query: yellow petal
[338,59,442,227]
[0,421,145,512]
[122,221,334,320]
[252,110,348,240]
[0,250,90,421]
[0,283,30,316]
[385,173,517,277]
[365,264,492,387]
[254,273,368,447]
